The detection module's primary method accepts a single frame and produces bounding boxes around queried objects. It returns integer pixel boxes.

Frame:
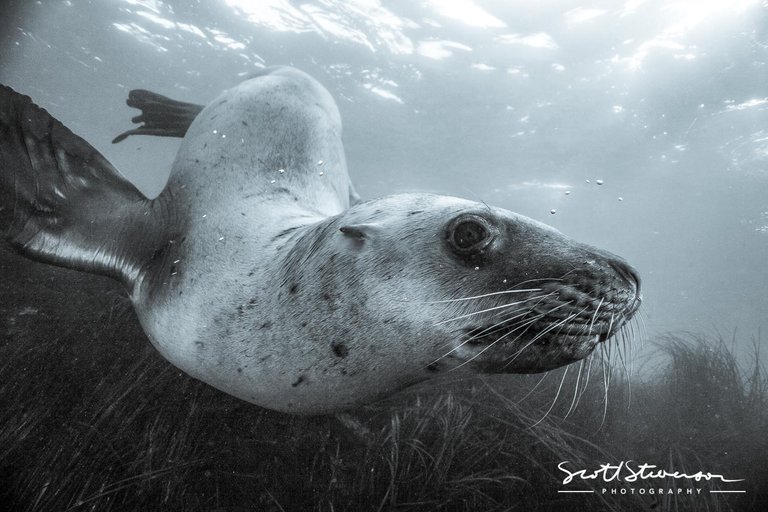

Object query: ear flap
[339,223,380,241]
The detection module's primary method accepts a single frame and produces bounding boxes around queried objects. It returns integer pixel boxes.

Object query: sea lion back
[167,67,352,219]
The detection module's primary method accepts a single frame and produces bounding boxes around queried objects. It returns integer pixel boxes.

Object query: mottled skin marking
[331,341,349,358]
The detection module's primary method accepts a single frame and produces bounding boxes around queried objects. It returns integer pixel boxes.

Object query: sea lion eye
[454,221,487,248]
[446,215,494,254]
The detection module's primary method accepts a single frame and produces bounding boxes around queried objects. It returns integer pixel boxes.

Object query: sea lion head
[324,193,641,377]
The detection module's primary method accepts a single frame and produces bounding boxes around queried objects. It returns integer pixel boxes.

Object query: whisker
[427,309,534,367]
[489,292,557,321]
[440,294,559,351]
[576,352,595,406]
[564,359,585,419]
[463,310,532,343]
[625,322,635,377]
[428,305,550,369]
[450,304,575,371]
[618,328,632,408]
[516,371,551,404]
[587,297,604,338]
[501,276,566,288]
[531,366,569,428]
[431,291,560,360]
[502,309,578,368]
[635,313,648,367]
[598,313,616,429]
[417,288,543,304]
[426,300,563,369]
[599,342,610,429]
[499,336,540,369]
[433,293,552,326]
[635,308,649,359]
[557,268,580,280]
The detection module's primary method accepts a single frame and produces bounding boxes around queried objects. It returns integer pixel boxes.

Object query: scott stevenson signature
[558,461,744,485]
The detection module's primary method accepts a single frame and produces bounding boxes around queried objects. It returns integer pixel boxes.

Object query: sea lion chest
[131,71,352,391]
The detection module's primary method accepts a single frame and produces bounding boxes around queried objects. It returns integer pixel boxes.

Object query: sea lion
[0,66,641,414]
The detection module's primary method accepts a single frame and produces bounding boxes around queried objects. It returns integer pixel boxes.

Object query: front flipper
[0,85,169,289]
[112,89,204,143]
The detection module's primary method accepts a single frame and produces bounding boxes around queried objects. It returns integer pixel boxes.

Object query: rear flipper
[112,89,204,144]
[0,85,168,289]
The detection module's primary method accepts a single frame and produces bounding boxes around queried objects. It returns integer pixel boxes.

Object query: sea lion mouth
[461,283,640,346]
[449,275,641,373]
[463,317,614,348]
[453,315,618,373]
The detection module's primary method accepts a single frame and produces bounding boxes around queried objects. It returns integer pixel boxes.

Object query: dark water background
[1,0,767,355]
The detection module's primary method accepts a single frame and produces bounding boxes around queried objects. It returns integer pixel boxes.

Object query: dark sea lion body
[0,67,640,414]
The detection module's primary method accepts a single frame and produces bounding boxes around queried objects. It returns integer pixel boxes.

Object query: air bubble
[618,197,623,202]
[318,160,324,166]
[596,179,604,185]
[550,209,557,214]
[319,171,324,176]
[270,179,276,184]
[278,169,285,173]
[565,191,571,195]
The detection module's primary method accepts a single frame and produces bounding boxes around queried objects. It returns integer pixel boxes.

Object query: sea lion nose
[608,258,641,294]
[606,257,642,317]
